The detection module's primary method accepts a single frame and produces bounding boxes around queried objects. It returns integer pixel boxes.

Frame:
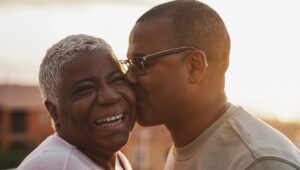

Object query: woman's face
[54,49,135,158]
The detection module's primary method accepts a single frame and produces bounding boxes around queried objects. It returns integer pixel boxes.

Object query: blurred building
[0,84,53,151]
[123,125,172,170]
[264,119,300,149]
[0,84,299,170]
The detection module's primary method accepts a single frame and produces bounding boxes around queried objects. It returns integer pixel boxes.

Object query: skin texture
[127,17,228,147]
[45,49,136,169]
[127,17,191,126]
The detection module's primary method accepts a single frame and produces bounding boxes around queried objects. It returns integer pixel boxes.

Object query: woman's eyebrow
[69,69,123,89]
[71,77,94,88]
[107,69,123,78]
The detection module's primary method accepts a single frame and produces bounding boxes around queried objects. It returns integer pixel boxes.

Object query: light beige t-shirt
[165,104,300,170]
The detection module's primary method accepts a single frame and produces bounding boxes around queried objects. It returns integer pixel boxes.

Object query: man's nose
[126,69,138,84]
[96,86,121,105]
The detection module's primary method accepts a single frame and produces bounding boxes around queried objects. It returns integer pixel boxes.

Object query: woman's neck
[80,146,117,170]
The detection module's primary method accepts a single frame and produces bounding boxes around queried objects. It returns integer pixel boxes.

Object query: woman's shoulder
[117,151,133,170]
[17,134,78,170]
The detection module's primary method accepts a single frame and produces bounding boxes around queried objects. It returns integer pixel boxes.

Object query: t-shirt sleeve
[17,153,66,170]
[18,150,100,170]
[246,159,300,170]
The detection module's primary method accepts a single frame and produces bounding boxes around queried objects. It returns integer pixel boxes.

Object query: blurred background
[0,0,300,169]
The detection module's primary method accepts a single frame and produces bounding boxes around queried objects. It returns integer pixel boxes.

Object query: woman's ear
[188,50,208,83]
[44,100,60,130]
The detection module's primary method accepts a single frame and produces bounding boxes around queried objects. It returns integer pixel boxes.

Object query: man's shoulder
[164,104,300,169]
[224,107,300,168]
[245,158,300,170]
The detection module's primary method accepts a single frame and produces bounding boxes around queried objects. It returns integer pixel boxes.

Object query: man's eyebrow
[130,52,146,58]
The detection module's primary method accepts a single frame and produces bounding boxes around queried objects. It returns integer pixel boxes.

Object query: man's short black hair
[137,0,231,73]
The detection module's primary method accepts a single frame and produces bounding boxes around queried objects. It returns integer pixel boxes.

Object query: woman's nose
[96,86,121,105]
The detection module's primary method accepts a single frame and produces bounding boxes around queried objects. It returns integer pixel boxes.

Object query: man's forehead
[128,17,174,55]
[132,17,172,34]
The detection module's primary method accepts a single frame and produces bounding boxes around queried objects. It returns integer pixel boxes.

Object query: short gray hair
[39,34,113,105]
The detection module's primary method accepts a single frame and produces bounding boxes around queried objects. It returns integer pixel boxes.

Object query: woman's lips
[93,112,125,127]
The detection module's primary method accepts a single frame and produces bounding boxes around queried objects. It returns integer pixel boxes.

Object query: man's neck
[166,94,228,147]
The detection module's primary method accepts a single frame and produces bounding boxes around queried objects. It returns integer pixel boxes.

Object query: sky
[0,0,299,122]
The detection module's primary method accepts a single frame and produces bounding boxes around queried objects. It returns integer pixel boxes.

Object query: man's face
[127,17,191,126]
[54,49,135,157]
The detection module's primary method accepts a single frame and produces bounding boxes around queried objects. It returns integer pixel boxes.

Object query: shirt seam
[63,147,75,170]
[245,156,300,170]
[228,114,300,169]
[228,112,258,160]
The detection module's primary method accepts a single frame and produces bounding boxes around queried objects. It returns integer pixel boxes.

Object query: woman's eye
[112,75,126,84]
[73,85,95,96]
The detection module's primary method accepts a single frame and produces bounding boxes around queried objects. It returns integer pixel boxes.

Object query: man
[120,0,300,169]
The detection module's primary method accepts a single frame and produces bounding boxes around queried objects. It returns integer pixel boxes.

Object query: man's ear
[44,100,60,130]
[188,50,208,84]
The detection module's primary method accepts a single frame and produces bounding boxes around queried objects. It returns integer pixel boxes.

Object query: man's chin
[137,118,162,127]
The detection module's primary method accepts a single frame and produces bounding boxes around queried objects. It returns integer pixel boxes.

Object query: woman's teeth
[94,113,124,127]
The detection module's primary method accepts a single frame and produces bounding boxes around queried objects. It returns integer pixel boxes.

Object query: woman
[18,34,136,170]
